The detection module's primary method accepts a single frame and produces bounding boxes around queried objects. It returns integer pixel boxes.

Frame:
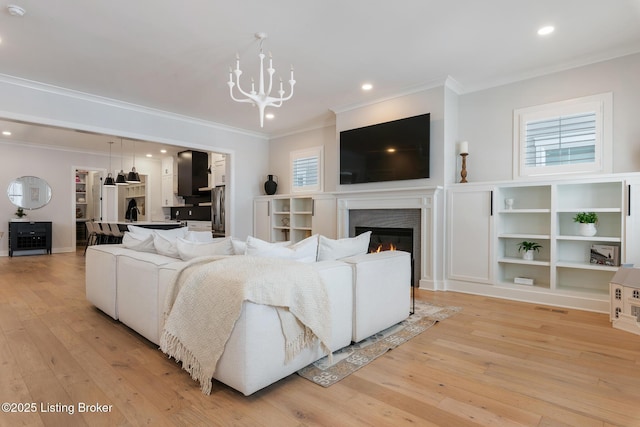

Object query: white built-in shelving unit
[254,195,336,243]
[448,176,637,312]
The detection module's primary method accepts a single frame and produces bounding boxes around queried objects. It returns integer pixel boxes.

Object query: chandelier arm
[232,71,259,100]
[275,82,296,103]
[228,82,256,104]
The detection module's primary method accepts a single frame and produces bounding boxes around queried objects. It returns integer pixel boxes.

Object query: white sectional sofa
[85,232,411,396]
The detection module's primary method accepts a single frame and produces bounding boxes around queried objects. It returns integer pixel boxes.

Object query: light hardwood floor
[1,251,639,427]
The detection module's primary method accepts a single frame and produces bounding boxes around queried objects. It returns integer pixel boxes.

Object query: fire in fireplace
[355,226,413,255]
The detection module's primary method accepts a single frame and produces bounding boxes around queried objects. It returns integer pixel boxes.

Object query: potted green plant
[573,212,598,237]
[517,241,542,261]
[14,207,27,220]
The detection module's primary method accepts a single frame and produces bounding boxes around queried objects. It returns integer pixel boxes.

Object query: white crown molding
[0,73,269,140]
[444,76,464,95]
[329,76,452,115]
[461,48,640,95]
[268,118,337,140]
[0,138,112,158]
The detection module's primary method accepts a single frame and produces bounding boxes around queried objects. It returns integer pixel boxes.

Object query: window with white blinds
[525,112,596,167]
[513,93,612,178]
[291,147,323,192]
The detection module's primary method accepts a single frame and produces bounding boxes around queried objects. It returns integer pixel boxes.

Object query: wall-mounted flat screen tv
[339,113,430,184]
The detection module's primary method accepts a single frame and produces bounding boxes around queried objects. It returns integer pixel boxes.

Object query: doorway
[74,168,104,248]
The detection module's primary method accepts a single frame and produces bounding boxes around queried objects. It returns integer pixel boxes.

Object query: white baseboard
[436,279,609,313]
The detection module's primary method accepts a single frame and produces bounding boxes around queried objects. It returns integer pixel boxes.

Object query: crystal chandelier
[228,32,296,127]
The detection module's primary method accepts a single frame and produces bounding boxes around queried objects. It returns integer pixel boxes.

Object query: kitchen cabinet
[177,150,208,196]
[161,156,183,207]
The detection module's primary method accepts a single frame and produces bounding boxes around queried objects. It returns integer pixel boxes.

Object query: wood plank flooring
[1,250,639,426]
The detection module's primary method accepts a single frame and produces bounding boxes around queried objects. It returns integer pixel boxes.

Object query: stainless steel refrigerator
[211,185,225,237]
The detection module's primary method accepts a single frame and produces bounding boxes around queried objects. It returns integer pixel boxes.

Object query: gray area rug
[297,300,461,387]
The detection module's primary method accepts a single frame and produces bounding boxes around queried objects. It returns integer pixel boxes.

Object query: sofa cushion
[176,237,235,260]
[122,232,156,253]
[317,231,371,261]
[246,235,318,263]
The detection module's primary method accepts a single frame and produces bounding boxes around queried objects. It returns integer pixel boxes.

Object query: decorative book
[590,244,620,266]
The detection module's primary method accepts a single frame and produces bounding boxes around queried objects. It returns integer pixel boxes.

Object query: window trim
[513,93,613,179]
[290,146,323,193]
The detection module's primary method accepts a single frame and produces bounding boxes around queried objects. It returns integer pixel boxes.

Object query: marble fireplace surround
[336,187,441,289]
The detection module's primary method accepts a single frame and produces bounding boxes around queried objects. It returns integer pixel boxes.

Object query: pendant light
[115,138,128,185]
[126,139,141,183]
[103,141,116,186]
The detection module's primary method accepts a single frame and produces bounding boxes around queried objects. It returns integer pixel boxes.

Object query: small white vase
[579,223,597,237]
[522,250,534,261]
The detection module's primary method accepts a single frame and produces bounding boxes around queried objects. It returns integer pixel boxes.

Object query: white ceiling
[1,0,640,153]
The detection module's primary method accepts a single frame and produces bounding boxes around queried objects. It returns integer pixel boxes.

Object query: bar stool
[95,222,110,244]
[84,221,98,254]
[108,223,124,244]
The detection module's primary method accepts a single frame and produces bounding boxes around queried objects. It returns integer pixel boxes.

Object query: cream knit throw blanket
[160,255,332,395]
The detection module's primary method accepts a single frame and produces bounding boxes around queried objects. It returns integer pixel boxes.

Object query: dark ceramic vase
[264,174,277,195]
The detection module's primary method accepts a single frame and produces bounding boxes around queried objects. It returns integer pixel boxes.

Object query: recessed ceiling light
[146,154,152,158]
[160,149,167,154]
[2,131,11,136]
[7,5,26,17]
[537,25,555,36]
[265,113,275,120]
[362,83,373,91]
[386,147,396,153]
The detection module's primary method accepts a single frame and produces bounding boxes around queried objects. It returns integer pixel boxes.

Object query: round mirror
[7,176,52,210]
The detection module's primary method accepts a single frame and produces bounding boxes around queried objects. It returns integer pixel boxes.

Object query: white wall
[268,126,337,193]
[458,52,640,182]
[0,75,269,255]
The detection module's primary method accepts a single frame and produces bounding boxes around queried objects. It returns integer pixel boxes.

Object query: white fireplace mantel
[336,186,442,289]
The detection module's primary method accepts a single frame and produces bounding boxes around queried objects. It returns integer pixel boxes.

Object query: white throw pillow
[155,227,188,240]
[126,224,187,239]
[184,230,216,243]
[231,238,247,255]
[317,231,372,261]
[246,235,319,263]
[176,237,235,260]
[122,232,156,253]
[153,232,181,258]
[126,224,154,236]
